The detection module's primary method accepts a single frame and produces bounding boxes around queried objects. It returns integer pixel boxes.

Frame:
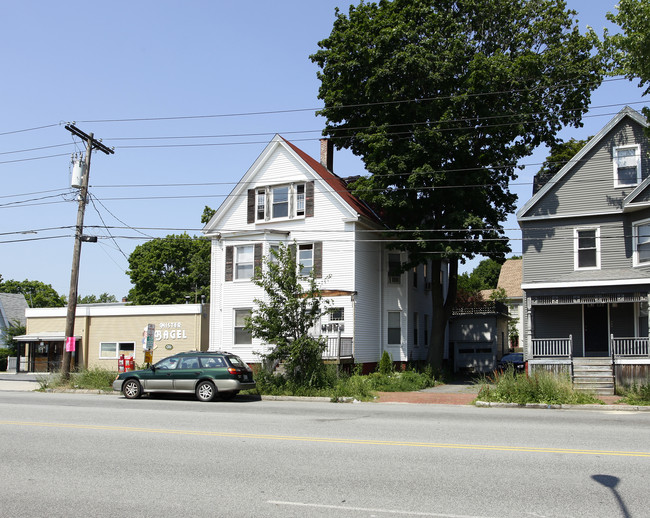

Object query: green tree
[2,320,25,356]
[126,233,210,305]
[533,138,590,193]
[471,258,503,290]
[311,0,604,368]
[245,243,330,387]
[0,279,64,308]
[606,0,650,95]
[201,206,216,225]
[77,293,118,304]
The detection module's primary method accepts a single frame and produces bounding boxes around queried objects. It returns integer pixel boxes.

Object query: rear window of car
[226,355,247,368]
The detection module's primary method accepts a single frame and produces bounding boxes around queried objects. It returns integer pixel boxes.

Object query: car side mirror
[150,365,156,372]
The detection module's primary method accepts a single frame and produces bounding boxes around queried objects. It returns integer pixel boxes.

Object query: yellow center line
[1,420,649,457]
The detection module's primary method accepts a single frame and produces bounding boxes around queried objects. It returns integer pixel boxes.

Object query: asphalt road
[0,391,648,518]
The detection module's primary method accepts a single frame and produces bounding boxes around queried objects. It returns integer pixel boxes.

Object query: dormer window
[614,144,641,188]
[248,182,314,223]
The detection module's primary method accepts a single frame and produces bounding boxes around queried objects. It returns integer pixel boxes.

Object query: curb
[475,400,650,411]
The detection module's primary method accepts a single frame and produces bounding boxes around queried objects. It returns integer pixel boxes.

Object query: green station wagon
[113,351,256,402]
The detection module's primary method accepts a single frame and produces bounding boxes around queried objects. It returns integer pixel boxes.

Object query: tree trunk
[427,257,458,370]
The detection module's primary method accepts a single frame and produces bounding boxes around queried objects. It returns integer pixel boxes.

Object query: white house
[202,135,445,371]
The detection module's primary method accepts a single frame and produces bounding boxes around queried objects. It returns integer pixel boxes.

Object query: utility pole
[61,124,114,380]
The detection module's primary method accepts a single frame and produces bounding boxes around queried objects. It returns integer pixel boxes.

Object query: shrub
[378,351,393,375]
[0,349,10,371]
[245,362,437,400]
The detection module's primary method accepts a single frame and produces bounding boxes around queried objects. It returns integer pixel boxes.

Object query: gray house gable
[518,106,649,222]
[623,175,650,212]
[519,107,650,287]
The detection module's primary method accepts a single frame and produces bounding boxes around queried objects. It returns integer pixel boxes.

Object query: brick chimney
[320,138,333,172]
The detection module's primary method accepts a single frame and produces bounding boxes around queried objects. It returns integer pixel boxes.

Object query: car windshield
[155,357,180,370]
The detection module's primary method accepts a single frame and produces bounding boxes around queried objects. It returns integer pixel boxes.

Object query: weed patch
[618,382,650,406]
[477,368,602,405]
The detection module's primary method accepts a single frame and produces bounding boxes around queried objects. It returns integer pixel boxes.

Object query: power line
[72,77,629,125]
[0,123,60,137]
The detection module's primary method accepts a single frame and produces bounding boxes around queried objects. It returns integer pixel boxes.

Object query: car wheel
[220,390,239,401]
[122,379,142,399]
[195,380,216,402]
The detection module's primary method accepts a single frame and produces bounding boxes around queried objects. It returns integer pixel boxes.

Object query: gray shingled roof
[0,293,28,328]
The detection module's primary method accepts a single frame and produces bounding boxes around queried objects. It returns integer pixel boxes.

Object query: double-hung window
[633,219,650,266]
[296,184,306,216]
[413,312,418,346]
[256,189,266,221]
[614,144,641,187]
[235,245,255,280]
[575,228,600,270]
[298,244,314,276]
[272,186,289,219]
[388,253,401,284]
[387,311,401,344]
[234,309,252,345]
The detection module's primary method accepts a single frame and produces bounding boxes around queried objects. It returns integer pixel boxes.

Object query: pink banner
[65,336,76,352]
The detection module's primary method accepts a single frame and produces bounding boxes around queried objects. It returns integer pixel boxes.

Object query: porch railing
[531,335,573,358]
[323,336,353,360]
[611,335,650,357]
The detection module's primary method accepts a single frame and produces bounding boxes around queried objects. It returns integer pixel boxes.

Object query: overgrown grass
[618,382,650,406]
[245,364,438,401]
[35,364,438,400]
[477,367,603,405]
[37,367,118,391]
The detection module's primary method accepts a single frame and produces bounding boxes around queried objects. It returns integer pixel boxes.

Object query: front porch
[321,335,354,364]
[528,336,650,394]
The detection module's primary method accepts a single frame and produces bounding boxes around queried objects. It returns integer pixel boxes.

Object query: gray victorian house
[517,106,650,393]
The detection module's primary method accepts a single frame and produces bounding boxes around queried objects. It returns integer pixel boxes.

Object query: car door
[172,355,202,391]
[143,356,179,391]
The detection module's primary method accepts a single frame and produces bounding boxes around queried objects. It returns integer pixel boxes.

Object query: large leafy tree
[126,233,210,305]
[0,279,64,308]
[246,243,330,387]
[311,0,604,368]
[606,0,650,132]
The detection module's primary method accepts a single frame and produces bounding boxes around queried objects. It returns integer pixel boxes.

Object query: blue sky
[1,0,646,301]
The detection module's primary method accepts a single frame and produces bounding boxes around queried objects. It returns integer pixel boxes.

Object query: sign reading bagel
[155,321,188,341]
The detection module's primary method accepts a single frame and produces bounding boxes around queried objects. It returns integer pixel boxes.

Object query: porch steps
[572,358,615,396]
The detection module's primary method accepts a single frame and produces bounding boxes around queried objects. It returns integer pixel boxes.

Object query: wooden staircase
[572,358,615,396]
